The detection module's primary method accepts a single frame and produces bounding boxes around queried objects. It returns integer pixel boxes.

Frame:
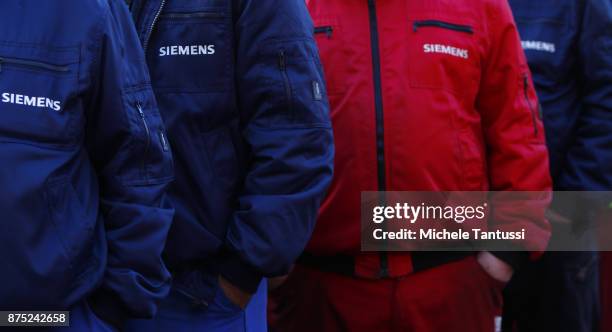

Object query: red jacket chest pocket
[407,17,482,100]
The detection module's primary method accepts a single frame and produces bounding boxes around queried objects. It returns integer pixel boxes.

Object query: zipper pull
[312,81,323,101]
[278,50,286,70]
[159,131,170,152]
[137,102,145,118]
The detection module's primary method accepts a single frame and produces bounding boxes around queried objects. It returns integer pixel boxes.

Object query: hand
[218,275,253,309]
[477,251,514,283]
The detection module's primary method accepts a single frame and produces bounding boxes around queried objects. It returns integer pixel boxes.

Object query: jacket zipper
[0,56,69,73]
[413,20,474,34]
[160,11,225,20]
[367,0,389,278]
[137,103,151,179]
[523,75,539,136]
[314,26,333,38]
[143,0,166,53]
[279,50,293,113]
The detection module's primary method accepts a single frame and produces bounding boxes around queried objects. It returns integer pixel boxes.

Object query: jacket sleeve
[557,0,612,195]
[217,0,334,293]
[476,0,552,269]
[85,0,174,327]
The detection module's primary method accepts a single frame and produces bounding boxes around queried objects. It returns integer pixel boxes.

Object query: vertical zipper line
[279,50,293,116]
[137,102,151,180]
[143,0,167,53]
[367,0,386,193]
[367,0,389,278]
[524,75,539,136]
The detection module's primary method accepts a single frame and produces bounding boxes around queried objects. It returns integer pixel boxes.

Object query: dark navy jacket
[129,0,334,297]
[509,0,612,195]
[0,0,174,327]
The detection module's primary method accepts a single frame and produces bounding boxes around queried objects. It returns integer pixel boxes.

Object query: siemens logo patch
[521,40,556,53]
[159,45,216,57]
[423,44,469,59]
[1,92,61,112]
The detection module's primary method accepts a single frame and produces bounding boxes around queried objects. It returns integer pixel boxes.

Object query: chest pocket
[0,41,80,147]
[514,15,572,83]
[407,17,481,99]
[147,7,232,92]
[313,17,350,95]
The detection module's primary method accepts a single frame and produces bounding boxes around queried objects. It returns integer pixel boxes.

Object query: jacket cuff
[88,289,128,331]
[217,252,263,294]
[490,251,530,271]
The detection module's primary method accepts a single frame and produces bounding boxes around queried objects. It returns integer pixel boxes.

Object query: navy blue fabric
[124,280,268,332]
[0,0,174,326]
[509,0,612,194]
[505,2,611,331]
[503,251,600,332]
[130,0,334,294]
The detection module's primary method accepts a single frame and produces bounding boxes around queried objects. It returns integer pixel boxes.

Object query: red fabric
[269,256,505,332]
[602,252,612,332]
[304,0,552,276]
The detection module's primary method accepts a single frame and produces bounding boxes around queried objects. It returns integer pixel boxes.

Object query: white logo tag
[423,44,469,59]
[521,40,556,53]
[159,45,216,57]
[1,92,61,112]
